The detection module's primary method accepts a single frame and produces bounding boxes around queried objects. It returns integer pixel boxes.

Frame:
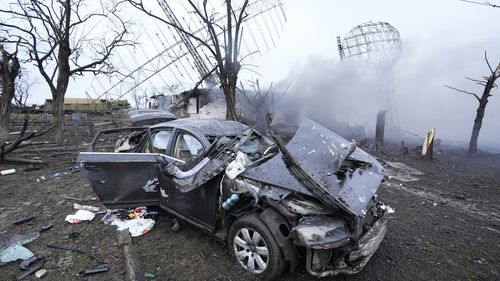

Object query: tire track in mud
[383,181,500,224]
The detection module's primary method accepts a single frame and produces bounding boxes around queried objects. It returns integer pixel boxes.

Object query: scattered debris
[126,207,158,219]
[170,218,181,233]
[112,218,155,237]
[73,203,99,212]
[16,264,42,281]
[0,232,40,265]
[0,169,16,176]
[56,256,72,268]
[52,172,60,177]
[19,255,44,270]
[60,195,84,202]
[101,210,118,224]
[24,166,40,172]
[64,165,80,173]
[36,176,46,182]
[13,216,36,226]
[76,264,109,276]
[61,195,97,202]
[34,268,46,278]
[65,231,80,239]
[47,243,105,264]
[65,210,95,224]
[378,203,395,214]
[144,271,156,278]
[39,225,53,233]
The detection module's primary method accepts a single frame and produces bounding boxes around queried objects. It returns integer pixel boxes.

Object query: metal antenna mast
[158,1,213,81]
[86,0,287,106]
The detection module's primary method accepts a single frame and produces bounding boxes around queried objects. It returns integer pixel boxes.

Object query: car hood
[243,118,386,217]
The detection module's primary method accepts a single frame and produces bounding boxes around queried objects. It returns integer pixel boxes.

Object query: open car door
[157,128,254,231]
[77,127,166,209]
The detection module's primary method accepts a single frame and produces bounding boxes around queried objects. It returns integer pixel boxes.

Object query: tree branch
[459,0,499,7]
[444,84,481,101]
[465,76,487,86]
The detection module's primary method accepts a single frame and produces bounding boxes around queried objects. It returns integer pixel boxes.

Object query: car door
[158,129,221,231]
[77,127,173,209]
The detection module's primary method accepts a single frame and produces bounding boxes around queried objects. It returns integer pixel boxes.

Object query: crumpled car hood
[244,118,386,217]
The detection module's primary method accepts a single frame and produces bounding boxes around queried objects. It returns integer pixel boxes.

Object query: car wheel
[228,214,285,280]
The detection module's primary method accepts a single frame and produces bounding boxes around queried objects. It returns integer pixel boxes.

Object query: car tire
[228,214,286,281]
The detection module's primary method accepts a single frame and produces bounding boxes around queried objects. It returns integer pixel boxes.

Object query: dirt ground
[0,116,499,281]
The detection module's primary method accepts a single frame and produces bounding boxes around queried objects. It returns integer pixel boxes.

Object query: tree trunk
[0,84,15,137]
[52,93,65,143]
[51,0,72,143]
[223,72,239,121]
[0,47,20,138]
[468,99,488,156]
[467,63,499,157]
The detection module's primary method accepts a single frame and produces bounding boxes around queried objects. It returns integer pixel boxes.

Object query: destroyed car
[77,118,393,280]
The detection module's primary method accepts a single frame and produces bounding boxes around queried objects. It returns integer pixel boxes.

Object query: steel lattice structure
[86,0,286,105]
[338,22,402,132]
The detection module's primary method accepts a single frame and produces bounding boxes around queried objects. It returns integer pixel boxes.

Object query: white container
[0,169,16,176]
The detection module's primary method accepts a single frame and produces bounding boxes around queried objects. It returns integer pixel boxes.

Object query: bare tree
[444,52,500,156]
[12,74,37,108]
[459,0,499,8]
[0,44,21,137]
[130,89,147,110]
[0,0,132,142]
[127,0,250,121]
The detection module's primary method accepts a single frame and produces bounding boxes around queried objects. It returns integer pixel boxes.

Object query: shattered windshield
[240,132,275,163]
[207,131,275,164]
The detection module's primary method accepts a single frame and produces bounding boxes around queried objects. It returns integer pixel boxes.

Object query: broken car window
[91,129,147,153]
[173,132,204,160]
[150,130,172,154]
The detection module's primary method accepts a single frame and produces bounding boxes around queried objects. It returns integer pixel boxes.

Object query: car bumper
[305,217,387,277]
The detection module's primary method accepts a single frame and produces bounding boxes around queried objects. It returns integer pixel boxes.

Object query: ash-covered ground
[0,116,499,281]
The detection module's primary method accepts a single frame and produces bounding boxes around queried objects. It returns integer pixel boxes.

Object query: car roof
[130,112,176,122]
[152,118,248,137]
[127,109,164,117]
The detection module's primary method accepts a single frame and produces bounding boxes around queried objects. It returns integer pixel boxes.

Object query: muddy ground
[0,116,499,281]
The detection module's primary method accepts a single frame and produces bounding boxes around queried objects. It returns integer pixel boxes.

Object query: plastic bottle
[222,194,240,210]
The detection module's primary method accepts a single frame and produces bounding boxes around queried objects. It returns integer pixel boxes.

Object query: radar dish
[340,21,402,67]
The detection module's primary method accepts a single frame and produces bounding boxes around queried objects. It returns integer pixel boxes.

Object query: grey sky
[243,0,500,149]
[9,0,500,148]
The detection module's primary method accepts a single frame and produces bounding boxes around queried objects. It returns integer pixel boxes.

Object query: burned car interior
[78,118,393,280]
